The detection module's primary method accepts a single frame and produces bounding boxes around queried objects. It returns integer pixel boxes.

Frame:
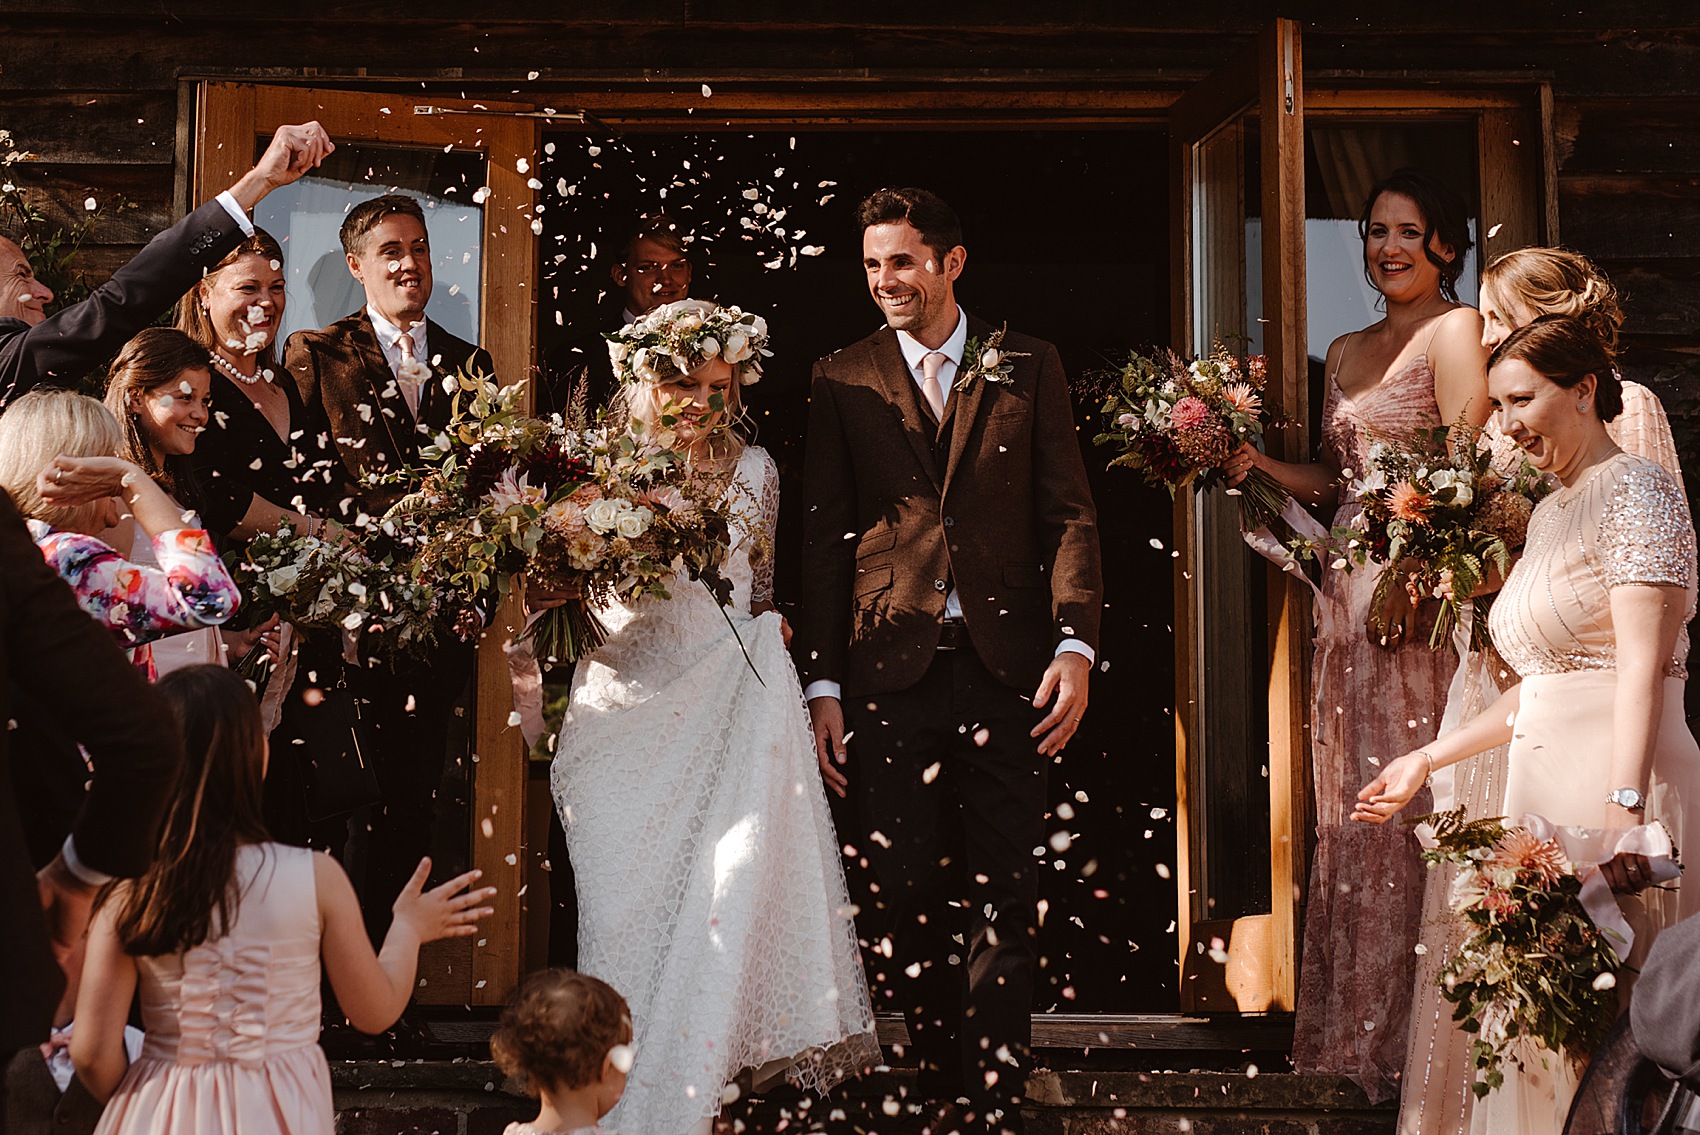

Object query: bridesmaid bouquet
[226,522,439,673]
[1414,809,1625,1098]
[1294,422,1552,649]
[378,371,737,665]
[1091,341,1290,529]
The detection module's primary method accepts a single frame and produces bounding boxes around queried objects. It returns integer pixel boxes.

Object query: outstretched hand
[1032,650,1090,757]
[389,858,496,945]
[1352,752,1429,824]
[229,122,335,211]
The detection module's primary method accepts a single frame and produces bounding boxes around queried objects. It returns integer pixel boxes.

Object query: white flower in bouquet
[1427,468,1475,507]
[699,336,721,359]
[614,505,653,540]
[584,497,626,535]
[265,564,301,595]
[724,330,751,363]
[1116,412,1138,429]
[608,340,632,364]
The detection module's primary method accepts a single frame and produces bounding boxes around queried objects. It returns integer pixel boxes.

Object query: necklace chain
[211,350,270,386]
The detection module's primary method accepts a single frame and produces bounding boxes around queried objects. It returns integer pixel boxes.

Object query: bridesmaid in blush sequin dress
[1222,169,1491,1101]
[1356,315,1698,1134]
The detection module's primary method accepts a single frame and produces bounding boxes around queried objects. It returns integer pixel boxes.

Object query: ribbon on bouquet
[1519,813,1683,962]
[506,621,548,750]
[1240,496,1336,640]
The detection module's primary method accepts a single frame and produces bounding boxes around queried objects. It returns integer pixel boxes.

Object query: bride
[550,299,879,1135]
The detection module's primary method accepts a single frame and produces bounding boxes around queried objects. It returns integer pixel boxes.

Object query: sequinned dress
[1397,393,1690,1135]
[550,445,879,1135]
[1292,352,1458,1102]
[1460,452,1697,1134]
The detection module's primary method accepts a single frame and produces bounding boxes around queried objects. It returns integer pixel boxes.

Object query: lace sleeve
[1607,381,1688,497]
[748,446,780,607]
[36,527,240,645]
[1596,460,1697,590]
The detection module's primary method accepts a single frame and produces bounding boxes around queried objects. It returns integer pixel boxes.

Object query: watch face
[1611,789,1644,810]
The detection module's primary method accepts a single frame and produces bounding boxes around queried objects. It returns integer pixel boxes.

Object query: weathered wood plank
[0,92,176,164]
[1559,179,1700,260]
[1605,260,1700,339]
[1556,99,1700,175]
[3,166,174,242]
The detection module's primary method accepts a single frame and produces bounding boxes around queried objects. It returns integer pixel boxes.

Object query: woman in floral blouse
[0,388,239,677]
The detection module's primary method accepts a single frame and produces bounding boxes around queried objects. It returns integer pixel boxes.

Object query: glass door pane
[256,144,489,347]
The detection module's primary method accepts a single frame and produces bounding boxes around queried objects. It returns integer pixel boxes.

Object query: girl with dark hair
[69,665,496,1135]
[1357,315,1699,1131]
[1222,168,1491,1100]
[99,327,251,674]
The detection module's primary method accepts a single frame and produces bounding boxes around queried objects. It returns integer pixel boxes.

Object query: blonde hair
[0,389,125,528]
[614,356,752,456]
[1482,247,1624,355]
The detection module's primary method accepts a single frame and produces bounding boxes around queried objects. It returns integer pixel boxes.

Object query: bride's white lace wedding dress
[551,444,879,1135]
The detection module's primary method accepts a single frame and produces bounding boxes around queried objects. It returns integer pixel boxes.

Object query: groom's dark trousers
[799,315,1101,1130]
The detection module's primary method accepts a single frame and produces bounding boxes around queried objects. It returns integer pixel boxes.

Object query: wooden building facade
[3,3,1696,1045]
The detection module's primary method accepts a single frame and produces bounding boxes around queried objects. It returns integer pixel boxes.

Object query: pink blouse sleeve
[1596,461,1697,590]
[1607,381,1687,498]
[36,527,241,646]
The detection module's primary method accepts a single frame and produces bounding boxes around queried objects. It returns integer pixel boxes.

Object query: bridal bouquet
[378,371,737,665]
[1415,809,1623,1098]
[1294,422,1552,649]
[226,522,438,672]
[1091,341,1289,528]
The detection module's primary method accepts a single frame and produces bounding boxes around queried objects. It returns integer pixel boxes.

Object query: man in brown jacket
[285,194,489,949]
[797,188,1102,1133]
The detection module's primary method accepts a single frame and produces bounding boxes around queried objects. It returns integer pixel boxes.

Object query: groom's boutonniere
[955,324,1030,393]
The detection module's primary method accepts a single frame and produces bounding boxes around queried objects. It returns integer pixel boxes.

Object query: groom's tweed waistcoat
[797,313,1102,696]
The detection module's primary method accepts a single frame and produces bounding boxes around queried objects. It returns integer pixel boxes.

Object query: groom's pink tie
[919,351,947,420]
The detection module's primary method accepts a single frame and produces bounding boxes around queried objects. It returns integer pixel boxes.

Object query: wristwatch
[1606,787,1646,812]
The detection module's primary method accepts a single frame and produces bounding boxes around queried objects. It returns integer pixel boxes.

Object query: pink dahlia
[1169,396,1212,431]
[1492,828,1570,887]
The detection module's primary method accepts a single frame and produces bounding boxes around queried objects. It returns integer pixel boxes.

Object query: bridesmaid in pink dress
[69,666,496,1135]
[1357,313,1698,1134]
[1223,168,1491,1101]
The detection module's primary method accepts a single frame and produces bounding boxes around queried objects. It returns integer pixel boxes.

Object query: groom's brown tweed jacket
[796,313,1103,696]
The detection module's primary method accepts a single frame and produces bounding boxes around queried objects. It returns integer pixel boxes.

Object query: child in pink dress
[69,665,497,1135]
[492,970,633,1135]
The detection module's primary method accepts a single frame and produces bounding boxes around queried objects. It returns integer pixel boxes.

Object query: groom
[798,188,1102,1132]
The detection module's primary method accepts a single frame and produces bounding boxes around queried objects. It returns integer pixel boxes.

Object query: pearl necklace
[210,350,271,386]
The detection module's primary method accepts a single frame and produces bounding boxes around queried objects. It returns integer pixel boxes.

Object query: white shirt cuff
[61,835,114,888]
[1056,638,1095,665]
[804,680,841,703]
[214,190,256,238]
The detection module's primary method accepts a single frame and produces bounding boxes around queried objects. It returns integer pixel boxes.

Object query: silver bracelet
[1416,750,1434,788]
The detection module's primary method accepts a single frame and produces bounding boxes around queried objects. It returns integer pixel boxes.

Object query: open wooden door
[192,83,540,1006]
[1168,18,1309,1015]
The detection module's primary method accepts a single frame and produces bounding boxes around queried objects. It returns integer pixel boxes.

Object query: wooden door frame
[192,82,540,1006]
[1167,49,1554,1013]
[187,69,1551,1028]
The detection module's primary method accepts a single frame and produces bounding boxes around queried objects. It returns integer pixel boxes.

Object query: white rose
[699,336,721,359]
[615,506,652,539]
[584,497,624,534]
[724,330,751,363]
[266,564,302,594]
[608,340,631,363]
[676,312,704,332]
[981,348,1001,370]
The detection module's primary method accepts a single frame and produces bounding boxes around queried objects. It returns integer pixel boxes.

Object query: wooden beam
[1256,16,1308,1014]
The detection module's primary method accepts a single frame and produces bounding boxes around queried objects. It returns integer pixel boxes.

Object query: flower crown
[606,299,771,387]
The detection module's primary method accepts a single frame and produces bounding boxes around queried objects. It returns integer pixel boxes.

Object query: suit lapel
[942,314,996,491]
[870,330,943,489]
